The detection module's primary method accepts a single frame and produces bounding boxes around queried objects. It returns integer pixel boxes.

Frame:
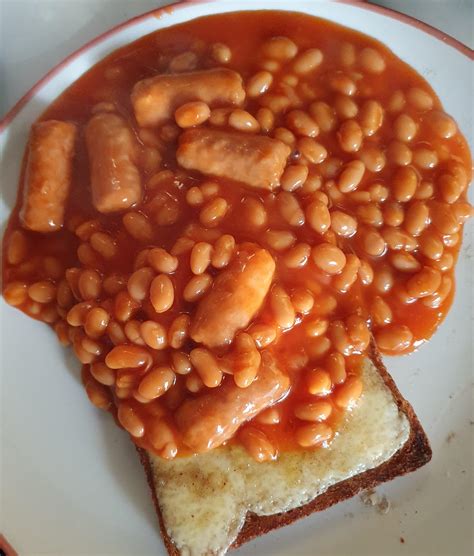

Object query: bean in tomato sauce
[2,11,472,462]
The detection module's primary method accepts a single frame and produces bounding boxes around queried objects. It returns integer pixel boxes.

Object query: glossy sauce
[2,11,472,460]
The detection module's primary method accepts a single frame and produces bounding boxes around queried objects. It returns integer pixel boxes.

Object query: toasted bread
[137,345,431,556]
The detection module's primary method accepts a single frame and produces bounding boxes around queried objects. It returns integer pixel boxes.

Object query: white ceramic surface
[0,2,472,555]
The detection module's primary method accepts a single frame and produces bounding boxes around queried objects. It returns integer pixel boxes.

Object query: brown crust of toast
[137,344,432,556]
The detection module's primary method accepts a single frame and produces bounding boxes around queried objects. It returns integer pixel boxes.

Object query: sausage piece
[85,113,142,213]
[20,120,76,232]
[190,244,275,348]
[177,128,291,190]
[131,68,245,127]
[176,352,290,453]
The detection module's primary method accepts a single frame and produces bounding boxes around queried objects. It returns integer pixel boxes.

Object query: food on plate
[177,128,291,189]
[20,120,77,232]
[131,68,245,127]
[2,9,472,556]
[85,112,142,213]
[145,349,430,556]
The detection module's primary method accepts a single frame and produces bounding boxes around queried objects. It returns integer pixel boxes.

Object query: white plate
[0,1,472,555]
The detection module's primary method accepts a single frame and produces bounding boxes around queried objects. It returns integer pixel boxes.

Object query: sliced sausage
[85,113,142,213]
[176,352,290,452]
[190,244,275,348]
[177,128,291,190]
[131,68,245,127]
[20,120,76,232]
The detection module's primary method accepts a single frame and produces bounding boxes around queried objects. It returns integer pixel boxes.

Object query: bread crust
[137,344,432,556]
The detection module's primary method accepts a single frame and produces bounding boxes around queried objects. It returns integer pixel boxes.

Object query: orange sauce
[2,11,472,459]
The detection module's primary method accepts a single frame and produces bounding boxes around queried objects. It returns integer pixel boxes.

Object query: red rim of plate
[0,0,472,133]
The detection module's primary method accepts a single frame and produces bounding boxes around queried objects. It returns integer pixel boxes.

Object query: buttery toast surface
[138,346,432,556]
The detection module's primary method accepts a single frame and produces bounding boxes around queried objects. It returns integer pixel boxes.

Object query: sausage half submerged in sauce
[177,128,291,190]
[131,68,245,127]
[176,352,290,453]
[20,120,76,232]
[85,113,142,213]
[190,244,276,348]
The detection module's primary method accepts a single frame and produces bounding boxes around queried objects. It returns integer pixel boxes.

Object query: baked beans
[358,145,386,173]
[390,252,421,273]
[127,267,154,302]
[122,212,154,243]
[255,407,281,425]
[175,101,211,128]
[338,160,365,192]
[393,166,418,202]
[90,232,117,259]
[248,323,278,349]
[426,110,457,139]
[256,107,275,132]
[363,229,386,257]
[373,266,394,293]
[229,109,260,132]
[199,197,228,227]
[334,94,358,119]
[333,377,363,409]
[393,114,417,142]
[306,200,331,234]
[296,422,333,447]
[118,403,145,437]
[339,42,356,66]
[3,11,472,464]
[311,243,346,275]
[239,427,277,462]
[150,274,174,313]
[359,47,385,74]
[190,348,223,388]
[277,192,305,226]
[386,140,413,166]
[3,281,28,306]
[406,87,433,111]
[359,100,384,136]
[140,320,168,350]
[291,287,314,314]
[333,254,360,293]
[298,137,327,164]
[309,101,337,132]
[337,120,363,152]
[210,42,232,63]
[264,229,296,251]
[28,280,56,304]
[287,110,319,137]
[375,324,413,353]
[282,242,311,268]
[183,273,212,302]
[293,48,323,74]
[270,285,296,329]
[330,210,357,237]
[261,36,298,60]
[138,367,176,400]
[247,71,273,97]
[404,202,430,236]
[358,260,374,286]
[148,248,178,274]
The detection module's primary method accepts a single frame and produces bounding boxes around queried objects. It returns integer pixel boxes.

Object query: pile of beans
[2,15,472,463]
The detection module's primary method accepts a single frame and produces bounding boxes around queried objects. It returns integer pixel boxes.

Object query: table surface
[0,0,472,119]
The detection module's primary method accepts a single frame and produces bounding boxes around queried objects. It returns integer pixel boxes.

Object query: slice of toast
[137,345,431,556]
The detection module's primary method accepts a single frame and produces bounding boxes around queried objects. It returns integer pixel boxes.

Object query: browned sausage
[85,113,142,213]
[20,120,76,232]
[190,244,275,348]
[176,128,290,190]
[131,68,245,127]
[176,352,290,453]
